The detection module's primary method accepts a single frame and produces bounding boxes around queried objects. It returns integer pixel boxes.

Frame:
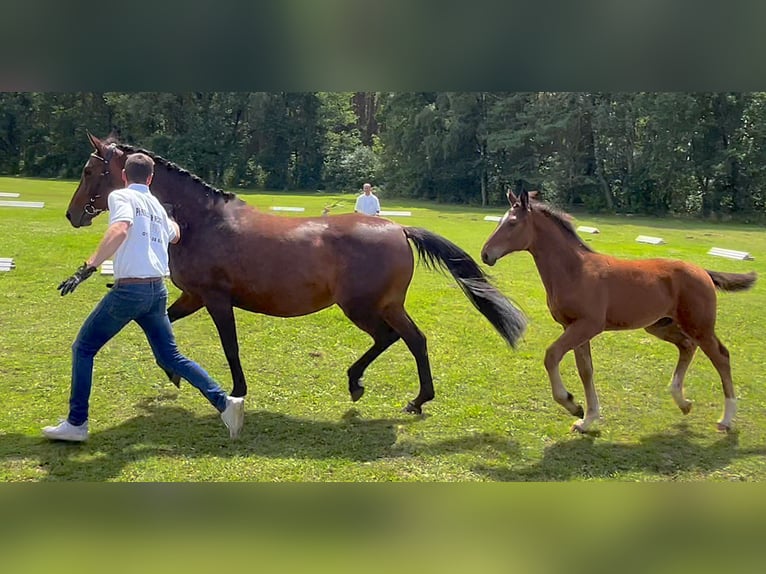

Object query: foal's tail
[706,270,758,292]
[403,227,527,347]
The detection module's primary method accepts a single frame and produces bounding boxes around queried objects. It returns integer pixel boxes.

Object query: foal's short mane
[115,143,238,202]
[532,200,594,253]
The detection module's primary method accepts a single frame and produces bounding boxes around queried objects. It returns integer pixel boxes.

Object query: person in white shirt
[43,153,244,442]
[354,182,381,216]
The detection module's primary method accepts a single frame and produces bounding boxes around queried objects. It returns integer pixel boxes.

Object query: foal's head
[481,189,538,266]
[66,132,127,228]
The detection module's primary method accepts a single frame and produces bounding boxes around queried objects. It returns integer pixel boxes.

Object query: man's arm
[86,221,130,268]
[57,220,130,296]
[169,219,181,244]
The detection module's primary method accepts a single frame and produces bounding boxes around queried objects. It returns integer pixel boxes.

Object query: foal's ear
[528,190,539,201]
[519,189,531,210]
[507,188,518,205]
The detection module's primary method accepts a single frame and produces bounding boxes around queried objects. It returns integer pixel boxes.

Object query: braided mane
[115,143,238,202]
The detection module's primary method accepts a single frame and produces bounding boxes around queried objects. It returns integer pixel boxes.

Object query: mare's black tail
[403,227,527,347]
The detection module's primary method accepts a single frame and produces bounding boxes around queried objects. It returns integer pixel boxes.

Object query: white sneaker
[42,420,89,442]
[220,397,244,439]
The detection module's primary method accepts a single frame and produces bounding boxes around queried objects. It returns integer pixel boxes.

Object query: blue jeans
[68,280,228,426]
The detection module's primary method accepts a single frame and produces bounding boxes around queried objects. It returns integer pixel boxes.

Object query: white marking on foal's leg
[669,375,693,414]
[717,397,737,431]
[572,382,600,433]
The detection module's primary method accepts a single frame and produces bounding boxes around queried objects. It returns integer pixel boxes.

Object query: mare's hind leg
[644,318,697,415]
[572,341,600,432]
[159,291,205,387]
[341,307,401,402]
[697,335,736,431]
[380,305,433,414]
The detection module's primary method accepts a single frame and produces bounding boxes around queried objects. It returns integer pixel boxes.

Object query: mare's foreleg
[544,321,602,427]
[572,341,600,432]
[205,297,248,398]
[159,291,205,387]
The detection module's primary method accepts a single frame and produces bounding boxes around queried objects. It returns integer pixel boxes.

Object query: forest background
[1,92,765,219]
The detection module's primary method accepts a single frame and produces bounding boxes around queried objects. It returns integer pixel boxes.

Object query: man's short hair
[124,153,155,184]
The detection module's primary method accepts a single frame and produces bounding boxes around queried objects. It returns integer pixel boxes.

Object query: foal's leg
[204,297,248,398]
[343,313,401,402]
[644,319,697,415]
[545,321,602,421]
[160,291,205,387]
[381,306,433,414]
[572,341,600,432]
[697,334,736,431]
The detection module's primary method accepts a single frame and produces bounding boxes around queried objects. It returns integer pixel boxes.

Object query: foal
[481,189,756,433]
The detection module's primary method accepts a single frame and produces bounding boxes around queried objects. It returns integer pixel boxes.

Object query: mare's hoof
[403,401,422,415]
[573,405,585,418]
[350,386,365,402]
[680,402,693,415]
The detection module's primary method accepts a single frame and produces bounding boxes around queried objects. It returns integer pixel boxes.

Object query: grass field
[2,176,766,481]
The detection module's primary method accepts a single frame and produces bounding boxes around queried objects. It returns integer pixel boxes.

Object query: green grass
[2,176,766,481]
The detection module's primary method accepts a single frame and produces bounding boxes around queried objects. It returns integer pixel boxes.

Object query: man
[43,153,244,442]
[354,182,381,216]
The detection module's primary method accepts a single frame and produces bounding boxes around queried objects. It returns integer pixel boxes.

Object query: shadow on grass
[475,422,766,481]
[0,403,518,481]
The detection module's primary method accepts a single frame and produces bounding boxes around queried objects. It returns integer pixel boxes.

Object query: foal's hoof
[573,405,585,419]
[403,401,422,415]
[350,386,365,402]
[679,401,693,415]
[716,422,732,433]
[571,420,601,436]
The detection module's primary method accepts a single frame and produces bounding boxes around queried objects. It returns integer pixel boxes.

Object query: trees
[2,91,765,219]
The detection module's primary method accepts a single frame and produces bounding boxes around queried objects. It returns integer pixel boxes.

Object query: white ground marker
[101,260,114,275]
[270,206,305,212]
[707,247,754,261]
[0,192,20,198]
[379,210,411,217]
[0,200,45,208]
[0,257,15,272]
[636,235,665,245]
[577,226,600,234]
[484,215,503,222]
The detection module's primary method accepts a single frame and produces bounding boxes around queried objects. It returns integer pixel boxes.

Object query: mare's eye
[84,168,93,176]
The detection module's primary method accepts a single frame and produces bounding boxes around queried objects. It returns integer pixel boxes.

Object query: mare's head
[481,189,538,266]
[66,132,127,227]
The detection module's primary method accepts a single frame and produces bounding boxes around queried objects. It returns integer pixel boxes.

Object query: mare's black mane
[114,142,238,202]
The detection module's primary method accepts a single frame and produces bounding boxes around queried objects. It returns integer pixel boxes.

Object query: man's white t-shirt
[108,183,177,279]
[355,192,380,216]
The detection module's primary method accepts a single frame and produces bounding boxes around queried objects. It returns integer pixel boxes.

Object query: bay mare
[481,189,756,432]
[65,133,526,414]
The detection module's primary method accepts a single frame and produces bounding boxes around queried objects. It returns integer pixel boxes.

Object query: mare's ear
[87,131,102,152]
[507,188,518,205]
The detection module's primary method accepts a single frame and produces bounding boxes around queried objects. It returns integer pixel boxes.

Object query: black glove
[57,262,97,296]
